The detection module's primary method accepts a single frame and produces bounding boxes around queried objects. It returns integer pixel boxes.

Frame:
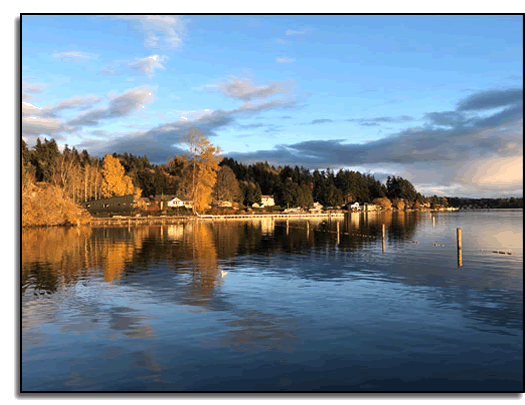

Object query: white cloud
[22,116,75,138]
[464,156,523,187]
[276,39,286,44]
[22,81,48,93]
[99,67,123,76]
[128,55,168,77]
[49,95,101,112]
[276,57,295,63]
[285,28,312,36]
[114,15,186,49]
[22,102,43,116]
[52,51,98,60]
[215,77,296,101]
[68,86,154,126]
[22,95,101,118]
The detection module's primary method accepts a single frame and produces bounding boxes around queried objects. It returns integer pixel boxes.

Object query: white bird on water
[221,271,228,278]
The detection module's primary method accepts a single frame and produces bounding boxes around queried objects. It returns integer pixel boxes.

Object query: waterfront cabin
[347,202,361,211]
[309,202,324,213]
[261,195,275,207]
[167,197,184,208]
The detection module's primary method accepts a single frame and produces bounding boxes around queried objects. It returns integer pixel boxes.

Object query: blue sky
[21,14,523,197]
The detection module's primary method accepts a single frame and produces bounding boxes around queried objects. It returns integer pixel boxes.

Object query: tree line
[22,129,522,222]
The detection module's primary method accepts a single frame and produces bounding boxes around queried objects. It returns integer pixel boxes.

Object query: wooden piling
[457,228,462,267]
[307,221,310,238]
[382,223,386,253]
[432,216,435,228]
[286,220,289,235]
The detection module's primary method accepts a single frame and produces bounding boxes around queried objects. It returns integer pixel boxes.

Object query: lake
[21,210,523,392]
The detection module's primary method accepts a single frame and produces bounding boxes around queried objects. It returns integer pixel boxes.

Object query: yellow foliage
[373,197,392,210]
[104,242,134,282]
[101,154,135,197]
[189,223,219,304]
[181,129,221,213]
[22,183,92,227]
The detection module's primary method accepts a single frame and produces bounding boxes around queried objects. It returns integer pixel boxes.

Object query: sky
[21,14,523,198]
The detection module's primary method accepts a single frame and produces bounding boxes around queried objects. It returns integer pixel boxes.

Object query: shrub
[22,183,91,227]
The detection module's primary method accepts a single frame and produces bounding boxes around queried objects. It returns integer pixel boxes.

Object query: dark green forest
[22,137,523,211]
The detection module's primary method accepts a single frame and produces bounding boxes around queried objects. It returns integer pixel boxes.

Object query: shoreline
[22,208,466,228]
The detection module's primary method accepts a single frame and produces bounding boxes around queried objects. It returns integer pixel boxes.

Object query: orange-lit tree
[182,128,221,214]
[101,154,136,198]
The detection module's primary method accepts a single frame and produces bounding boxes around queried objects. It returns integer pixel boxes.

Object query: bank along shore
[22,198,459,228]
[81,207,458,227]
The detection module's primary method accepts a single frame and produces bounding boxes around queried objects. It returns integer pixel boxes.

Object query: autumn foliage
[101,154,136,198]
[22,182,92,227]
[373,197,393,210]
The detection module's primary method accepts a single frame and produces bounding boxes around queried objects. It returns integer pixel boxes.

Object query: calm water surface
[21,210,523,391]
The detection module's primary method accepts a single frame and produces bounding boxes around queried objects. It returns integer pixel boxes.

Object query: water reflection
[22,210,523,388]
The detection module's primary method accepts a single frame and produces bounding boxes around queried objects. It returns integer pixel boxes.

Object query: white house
[167,197,184,208]
[261,195,275,207]
[349,202,360,211]
[167,197,193,209]
[310,202,323,212]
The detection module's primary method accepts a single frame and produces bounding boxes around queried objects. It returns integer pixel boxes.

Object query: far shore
[23,207,467,228]
[79,207,459,226]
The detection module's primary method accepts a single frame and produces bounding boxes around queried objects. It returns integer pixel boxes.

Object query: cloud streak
[285,28,312,36]
[214,77,296,101]
[276,57,295,63]
[457,88,523,111]
[52,51,98,60]
[67,86,154,126]
[303,119,333,125]
[128,55,168,77]
[76,96,297,163]
[114,15,185,49]
[347,115,414,125]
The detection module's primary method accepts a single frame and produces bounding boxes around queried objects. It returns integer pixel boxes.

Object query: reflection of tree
[103,242,133,282]
[211,222,241,259]
[22,226,151,294]
[22,216,523,338]
[189,223,219,305]
[22,227,93,295]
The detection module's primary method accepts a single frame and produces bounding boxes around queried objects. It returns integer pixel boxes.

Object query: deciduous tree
[182,128,221,213]
[101,154,136,197]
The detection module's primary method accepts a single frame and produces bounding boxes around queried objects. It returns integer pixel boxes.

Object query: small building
[83,194,136,213]
[310,202,323,213]
[167,197,184,208]
[163,196,193,209]
[218,200,233,208]
[261,195,275,207]
[182,198,193,209]
[346,202,360,211]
